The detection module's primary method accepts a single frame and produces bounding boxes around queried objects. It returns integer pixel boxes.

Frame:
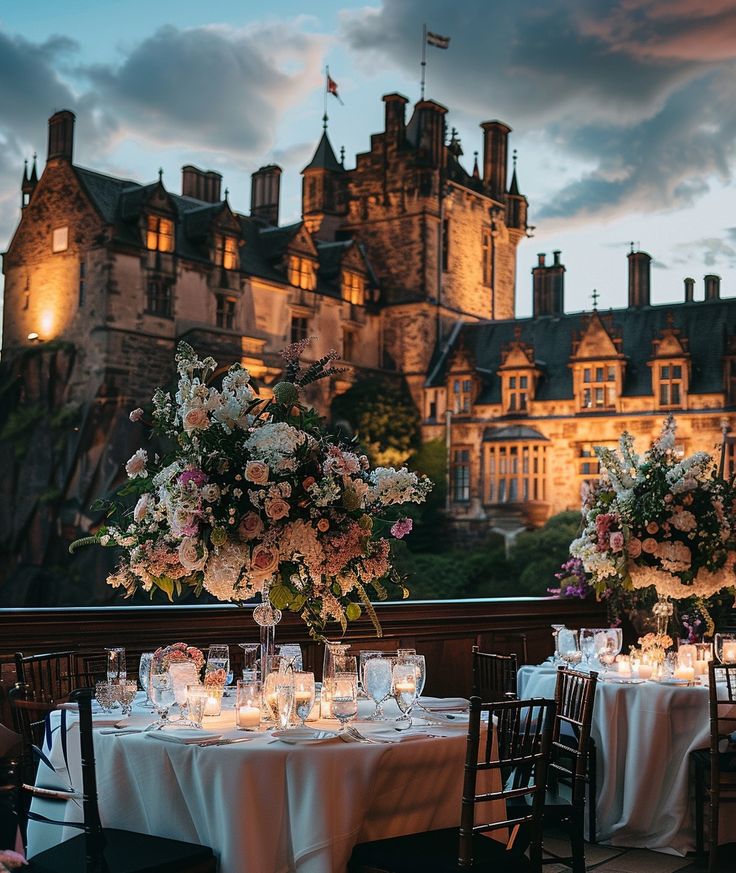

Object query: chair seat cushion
[348,827,531,873]
[28,828,216,873]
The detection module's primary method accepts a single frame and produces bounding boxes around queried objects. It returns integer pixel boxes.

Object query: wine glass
[330,672,358,732]
[276,679,295,730]
[293,672,315,726]
[362,655,393,720]
[392,660,418,729]
[115,681,138,717]
[147,672,175,730]
[138,652,154,708]
[579,629,596,669]
[551,625,566,663]
[559,629,583,669]
[323,642,351,684]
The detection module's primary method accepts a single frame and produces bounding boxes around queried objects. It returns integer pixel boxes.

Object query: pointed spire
[22,158,28,184]
[508,149,520,195]
[472,150,480,180]
[158,167,164,183]
[224,186,230,202]
[30,152,38,183]
[303,129,343,173]
[340,145,345,168]
[322,112,328,132]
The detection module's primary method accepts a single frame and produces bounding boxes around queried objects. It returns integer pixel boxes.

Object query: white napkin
[146,730,221,745]
[370,728,433,742]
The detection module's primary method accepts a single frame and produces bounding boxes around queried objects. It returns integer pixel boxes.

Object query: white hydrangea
[202,542,250,601]
[244,422,313,472]
[367,467,431,506]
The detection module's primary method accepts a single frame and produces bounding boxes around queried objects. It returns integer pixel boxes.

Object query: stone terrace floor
[543,830,736,872]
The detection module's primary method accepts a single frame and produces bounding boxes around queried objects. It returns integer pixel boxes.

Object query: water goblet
[115,680,138,717]
[186,685,208,728]
[551,625,566,663]
[147,672,175,730]
[276,679,295,730]
[138,652,155,708]
[392,661,418,728]
[363,656,393,720]
[330,673,358,732]
[95,681,117,712]
[293,672,315,726]
[578,629,595,669]
[399,653,426,698]
[105,647,126,684]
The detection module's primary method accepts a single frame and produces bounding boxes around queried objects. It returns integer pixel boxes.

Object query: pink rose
[129,408,144,423]
[265,497,290,521]
[627,538,642,558]
[646,521,659,535]
[642,537,658,554]
[250,543,278,578]
[245,461,270,485]
[391,518,414,539]
[609,531,624,553]
[133,493,151,522]
[125,449,148,478]
[238,513,263,541]
[183,407,210,433]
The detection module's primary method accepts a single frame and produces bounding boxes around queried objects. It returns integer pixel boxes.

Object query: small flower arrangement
[74,340,432,638]
[203,668,227,688]
[638,632,674,652]
[152,642,205,675]
[569,416,736,602]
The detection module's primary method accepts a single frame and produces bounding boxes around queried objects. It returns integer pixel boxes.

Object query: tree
[331,376,421,467]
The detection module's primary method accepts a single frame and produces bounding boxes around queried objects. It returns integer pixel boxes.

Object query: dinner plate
[418,697,469,713]
[601,675,646,685]
[657,678,690,686]
[146,730,222,745]
[271,728,338,744]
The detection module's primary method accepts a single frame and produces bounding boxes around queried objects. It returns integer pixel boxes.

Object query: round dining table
[27,695,496,873]
[518,662,734,856]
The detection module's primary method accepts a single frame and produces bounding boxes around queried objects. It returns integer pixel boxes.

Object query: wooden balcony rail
[0,597,606,728]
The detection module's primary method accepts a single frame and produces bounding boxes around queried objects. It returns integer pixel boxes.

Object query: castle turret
[47,110,75,163]
[505,150,527,233]
[301,126,346,241]
[405,99,447,167]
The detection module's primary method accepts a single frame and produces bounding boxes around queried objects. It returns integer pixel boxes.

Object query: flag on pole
[326,69,343,105]
[426,31,450,49]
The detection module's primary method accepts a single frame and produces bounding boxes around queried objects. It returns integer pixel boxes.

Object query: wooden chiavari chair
[14,652,77,705]
[471,646,518,701]
[348,697,556,872]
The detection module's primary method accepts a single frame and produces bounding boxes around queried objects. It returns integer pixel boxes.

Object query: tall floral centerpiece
[570,416,736,650]
[72,341,431,650]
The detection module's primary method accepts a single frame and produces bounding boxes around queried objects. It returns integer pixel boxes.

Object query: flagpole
[324,66,329,130]
[420,23,427,100]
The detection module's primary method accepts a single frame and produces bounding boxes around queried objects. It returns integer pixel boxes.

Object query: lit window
[52,226,68,253]
[487,443,547,504]
[146,278,173,317]
[342,271,365,305]
[289,256,317,291]
[216,295,236,330]
[658,363,683,407]
[580,365,616,409]
[452,448,471,502]
[481,229,492,286]
[215,235,238,271]
[290,315,308,344]
[146,215,174,252]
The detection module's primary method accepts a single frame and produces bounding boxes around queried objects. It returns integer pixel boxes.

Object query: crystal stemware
[105,647,126,684]
[392,660,418,728]
[362,655,392,720]
[206,645,231,686]
[147,672,175,730]
[114,680,138,717]
[276,679,295,730]
[138,652,155,708]
[330,672,358,732]
[239,643,260,680]
[551,625,566,663]
[186,685,208,728]
[399,653,426,698]
[95,681,118,712]
[578,629,596,669]
[293,672,315,726]
[560,629,583,669]
[278,645,303,672]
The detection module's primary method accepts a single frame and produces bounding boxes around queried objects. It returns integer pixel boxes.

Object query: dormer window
[655,362,685,408]
[502,373,531,413]
[146,215,174,253]
[451,378,473,414]
[289,256,317,291]
[580,365,617,409]
[342,270,365,305]
[215,234,238,271]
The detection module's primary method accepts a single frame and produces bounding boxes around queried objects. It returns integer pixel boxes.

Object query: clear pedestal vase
[253,583,282,721]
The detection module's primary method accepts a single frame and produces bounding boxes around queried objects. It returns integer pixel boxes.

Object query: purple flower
[390,518,413,539]
[179,469,208,488]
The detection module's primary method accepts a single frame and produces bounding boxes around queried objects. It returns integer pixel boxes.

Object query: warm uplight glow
[39,310,56,337]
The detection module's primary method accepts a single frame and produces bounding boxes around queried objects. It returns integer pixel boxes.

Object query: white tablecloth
[518,663,732,856]
[28,696,497,873]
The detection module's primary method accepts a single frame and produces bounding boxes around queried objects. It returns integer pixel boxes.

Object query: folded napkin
[370,728,434,743]
[418,697,469,713]
[146,730,221,745]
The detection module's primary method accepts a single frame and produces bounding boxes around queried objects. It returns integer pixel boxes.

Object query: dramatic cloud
[340,0,736,224]
[674,228,736,270]
[81,23,326,156]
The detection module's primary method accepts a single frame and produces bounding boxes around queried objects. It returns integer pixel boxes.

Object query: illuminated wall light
[27,332,40,342]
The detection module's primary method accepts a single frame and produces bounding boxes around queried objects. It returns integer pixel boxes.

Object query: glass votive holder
[616,655,631,676]
[203,686,223,717]
[105,647,127,684]
[694,642,713,678]
[186,685,207,727]
[236,679,262,730]
[716,633,736,664]
[168,662,201,707]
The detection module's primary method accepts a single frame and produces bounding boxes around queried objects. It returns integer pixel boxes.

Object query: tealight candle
[395,680,416,694]
[237,705,260,728]
[616,656,631,677]
[638,664,653,680]
[236,679,262,730]
[674,665,695,682]
[723,641,736,663]
[204,694,221,716]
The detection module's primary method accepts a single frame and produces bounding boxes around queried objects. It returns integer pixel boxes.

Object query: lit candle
[638,664,653,680]
[295,691,312,706]
[694,660,708,676]
[616,656,631,676]
[237,705,260,728]
[678,643,697,664]
[723,641,736,663]
[674,665,695,682]
[204,694,221,716]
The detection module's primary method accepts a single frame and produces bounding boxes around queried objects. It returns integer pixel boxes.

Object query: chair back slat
[551,666,598,796]
[15,651,77,703]
[459,696,555,869]
[472,647,518,701]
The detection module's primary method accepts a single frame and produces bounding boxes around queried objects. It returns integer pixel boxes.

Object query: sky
[2,0,736,318]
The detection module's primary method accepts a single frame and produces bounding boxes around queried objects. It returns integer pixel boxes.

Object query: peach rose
[627,538,642,558]
[178,536,207,571]
[237,512,263,541]
[250,543,278,578]
[646,521,659,535]
[133,493,151,522]
[245,461,270,485]
[302,476,316,490]
[265,498,290,521]
[125,449,148,478]
[183,407,210,433]
[642,537,658,554]
[317,518,330,533]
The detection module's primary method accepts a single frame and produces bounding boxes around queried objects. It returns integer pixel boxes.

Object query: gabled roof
[74,167,138,223]
[303,132,343,173]
[483,425,549,442]
[430,299,736,404]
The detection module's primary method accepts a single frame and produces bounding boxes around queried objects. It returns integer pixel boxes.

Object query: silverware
[197,737,253,747]
[99,728,145,735]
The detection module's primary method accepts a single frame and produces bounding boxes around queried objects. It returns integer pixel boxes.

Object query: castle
[2,91,736,586]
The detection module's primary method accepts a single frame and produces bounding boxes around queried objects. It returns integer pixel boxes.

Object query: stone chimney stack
[47,110,75,163]
[383,93,408,149]
[181,165,222,203]
[480,120,511,199]
[705,274,721,300]
[684,277,695,302]
[414,100,447,166]
[627,250,651,308]
[250,165,282,226]
[532,251,565,317]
